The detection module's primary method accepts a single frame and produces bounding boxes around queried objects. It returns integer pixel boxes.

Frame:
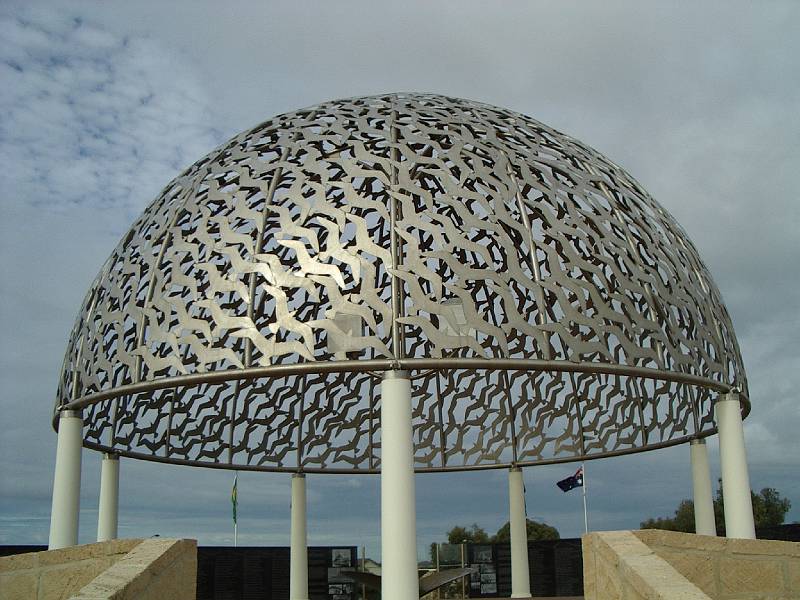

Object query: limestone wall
[71,538,196,600]
[0,539,141,600]
[583,530,709,599]
[634,529,800,599]
[0,538,195,600]
[583,529,800,600]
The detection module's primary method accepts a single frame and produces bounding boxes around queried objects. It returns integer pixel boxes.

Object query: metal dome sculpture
[56,93,748,474]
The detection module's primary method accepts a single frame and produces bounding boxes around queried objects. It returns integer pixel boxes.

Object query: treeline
[641,483,791,536]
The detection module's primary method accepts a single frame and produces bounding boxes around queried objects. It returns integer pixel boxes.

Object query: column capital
[383,369,410,380]
[58,409,82,420]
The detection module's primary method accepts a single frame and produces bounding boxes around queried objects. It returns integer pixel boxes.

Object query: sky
[0,1,798,560]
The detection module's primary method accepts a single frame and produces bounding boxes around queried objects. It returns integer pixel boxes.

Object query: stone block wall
[71,538,196,600]
[0,538,196,600]
[634,529,800,599]
[0,539,141,600]
[583,529,800,600]
[583,530,709,599]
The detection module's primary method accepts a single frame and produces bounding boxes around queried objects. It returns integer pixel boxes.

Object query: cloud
[0,5,222,222]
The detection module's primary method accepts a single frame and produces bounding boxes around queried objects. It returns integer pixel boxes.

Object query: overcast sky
[0,1,798,559]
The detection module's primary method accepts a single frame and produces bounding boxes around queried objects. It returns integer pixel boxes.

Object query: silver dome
[57,93,747,473]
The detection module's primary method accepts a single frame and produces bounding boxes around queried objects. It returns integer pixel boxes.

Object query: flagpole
[581,461,589,534]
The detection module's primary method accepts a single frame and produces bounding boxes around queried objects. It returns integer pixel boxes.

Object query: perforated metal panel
[56,93,747,472]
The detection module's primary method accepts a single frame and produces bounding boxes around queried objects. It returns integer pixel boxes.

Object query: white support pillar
[48,410,83,549]
[689,439,716,536]
[97,453,120,542]
[715,392,756,539]
[290,472,309,600]
[509,466,531,599]
[380,370,419,600]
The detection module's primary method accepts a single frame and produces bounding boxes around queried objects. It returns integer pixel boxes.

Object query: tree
[640,482,791,535]
[493,519,560,542]
[752,487,792,528]
[430,520,560,562]
[640,499,696,532]
[446,523,490,544]
[429,524,491,563]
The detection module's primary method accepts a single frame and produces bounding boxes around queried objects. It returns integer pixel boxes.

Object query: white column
[97,453,120,542]
[509,466,531,598]
[689,439,716,536]
[381,370,419,600]
[290,473,309,600]
[715,392,756,539]
[48,410,83,549]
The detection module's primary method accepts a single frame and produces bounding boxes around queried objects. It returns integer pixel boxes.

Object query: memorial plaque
[554,541,583,596]
[194,546,355,600]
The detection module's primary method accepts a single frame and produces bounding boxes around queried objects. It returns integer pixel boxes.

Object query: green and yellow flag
[231,473,238,525]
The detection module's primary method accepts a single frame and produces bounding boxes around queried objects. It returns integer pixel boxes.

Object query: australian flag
[556,466,584,493]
